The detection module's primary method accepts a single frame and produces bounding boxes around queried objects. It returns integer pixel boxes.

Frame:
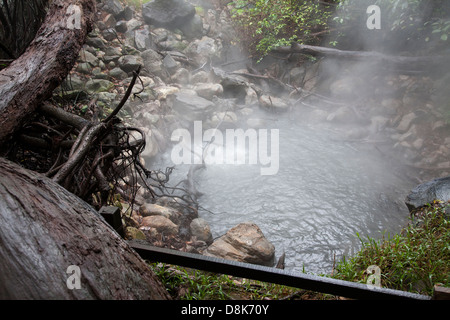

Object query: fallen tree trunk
[0,157,170,299]
[0,0,95,145]
[275,43,450,73]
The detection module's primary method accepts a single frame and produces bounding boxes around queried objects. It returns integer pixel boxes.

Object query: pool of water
[151,111,418,275]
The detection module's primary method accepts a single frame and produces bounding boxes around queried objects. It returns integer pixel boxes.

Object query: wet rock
[173,89,214,120]
[85,79,115,93]
[109,67,128,80]
[118,55,144,73]
[126,18,142,32]
[115,20,128,33]
[141,215,179,236]
[190,70,210,84]
[126,226,146,240]
[171,68,190,84]
[396,112,417,133]
[179,14,204,39]
[259,95,289,113]
[203,222,275,266]
[103,0,124,17]
[139,203,181,224]
[326,106,357,124]
[162,54,179,74]
[134,27,153,51]
[185,36,222,66]
[190,218,213,244]
[154,85,180,100]
[141,49,165,78]
[142,0,196,29]
[405,176,450,212]
[79,50,99,67]
[194,83,223,100]
[102,28,117,41]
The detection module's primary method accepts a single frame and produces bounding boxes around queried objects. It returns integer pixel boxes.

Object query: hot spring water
[152,110,417,275]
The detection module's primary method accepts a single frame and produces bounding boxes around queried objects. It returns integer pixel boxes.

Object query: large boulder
[405,176,450,212]
[203,222,275,266]
[142,0,196,29]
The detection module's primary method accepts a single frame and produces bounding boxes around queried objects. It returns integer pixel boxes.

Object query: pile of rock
[59,0,279,267]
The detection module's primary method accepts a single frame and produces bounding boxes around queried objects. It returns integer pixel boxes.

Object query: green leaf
[441,34,448,41]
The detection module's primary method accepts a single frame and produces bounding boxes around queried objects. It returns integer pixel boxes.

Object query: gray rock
[103,0,124,16]
[259,95,289,113]
[85,79,115,93]
[126,18,142,32]
[194,83,223,100]
[179,14,204,39]
[405,176,450,212]
[102,28,117,41]
[142,0,196,29]
[203,222,275,266]
[118,54,144,73]
[109,67,128,80]
[190,218,213,244]
[141,49,165,77]
[173,89,214,120]
[184,36,222,66]
[115,20,128,33]
[86,36,106,50]
[134,27,153,51]
[163,54,179,74]
[79,50,99,67]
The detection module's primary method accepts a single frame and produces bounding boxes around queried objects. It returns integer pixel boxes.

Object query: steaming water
[152,111,417,275]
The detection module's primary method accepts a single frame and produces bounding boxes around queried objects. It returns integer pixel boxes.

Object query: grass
[149,201,449,299]
[332,200,450,296]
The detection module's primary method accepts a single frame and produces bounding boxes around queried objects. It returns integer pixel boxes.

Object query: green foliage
[229,0,339,59]
[332,0,450,52]
[332,201,450,296]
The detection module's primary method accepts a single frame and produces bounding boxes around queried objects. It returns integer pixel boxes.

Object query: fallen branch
[274,43,450,73]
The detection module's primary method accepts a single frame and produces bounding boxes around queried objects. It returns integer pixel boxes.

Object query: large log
[275,43,450,73]
[0,0,96,145]
[0,157,170,299]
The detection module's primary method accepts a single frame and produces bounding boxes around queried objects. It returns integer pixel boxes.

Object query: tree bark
[0,0,96,145]
[0,157,170,300]
[275,43,450,73]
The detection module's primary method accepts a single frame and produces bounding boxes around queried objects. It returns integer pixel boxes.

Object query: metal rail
[128,240,431,300]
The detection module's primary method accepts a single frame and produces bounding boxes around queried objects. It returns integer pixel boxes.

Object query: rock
[134,27,153,51]
[179,14,204,39]
[141,215,179,236]
[171,68,190,84]
[85,79,115,93]
[173,89,214,120]
[126,18,142,31]
[194,83,223,100]
[118,55,144,73]
[191,70,210,84]
[162,54,179,74]
[103,0,124,17]
[101,14,117,29]
[326,106,357,124]
[259,95,289,113]
[86,36,106,50]
[79,50,99,67]
[190,218,213,244]
[405,176,450,212]
[126,227,146,240]
[115,20,128,33]
[204,222,275,266]
[142,0,196,29]
[154,85,180,100]
[184,36,222,66]
[102,28,117,41]
[396,112,417,133]
[141,49,165,78]
[139,203,181,224]
[109,67,128,80]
